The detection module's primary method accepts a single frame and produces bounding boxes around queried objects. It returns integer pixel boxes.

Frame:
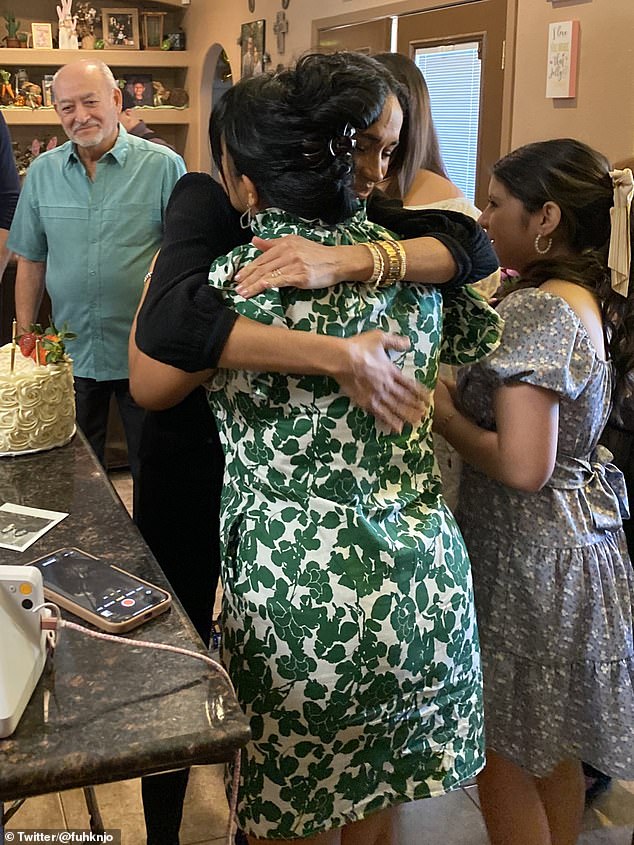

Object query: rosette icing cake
[0,343,76,454]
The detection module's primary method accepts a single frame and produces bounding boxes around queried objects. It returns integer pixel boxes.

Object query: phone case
[27,548,172,634]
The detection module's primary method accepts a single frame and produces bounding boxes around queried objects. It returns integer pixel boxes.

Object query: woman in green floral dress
[198,57,502,843]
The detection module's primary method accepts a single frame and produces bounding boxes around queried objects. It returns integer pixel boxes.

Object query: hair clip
[329,123,356,157]
[302,124,357,171]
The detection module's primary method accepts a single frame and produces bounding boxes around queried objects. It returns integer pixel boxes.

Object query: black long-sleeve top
[136,172,498,372]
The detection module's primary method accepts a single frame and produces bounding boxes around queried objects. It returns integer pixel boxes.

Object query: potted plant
[16,30,28,47]
[3,12,21,47]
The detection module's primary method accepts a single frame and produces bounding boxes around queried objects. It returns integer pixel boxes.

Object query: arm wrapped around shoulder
[366,192,499,291]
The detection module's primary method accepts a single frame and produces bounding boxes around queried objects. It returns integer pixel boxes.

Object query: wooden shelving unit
[0,0,193,153]
[0,47,190,67]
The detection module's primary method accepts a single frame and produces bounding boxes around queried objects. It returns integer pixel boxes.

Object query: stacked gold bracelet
[363,239,407,287]
[364,241,385,285]
[378,239,407,286]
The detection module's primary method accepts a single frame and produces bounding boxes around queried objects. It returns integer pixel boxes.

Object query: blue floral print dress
[456,288,634,779]
[207,206,502,839]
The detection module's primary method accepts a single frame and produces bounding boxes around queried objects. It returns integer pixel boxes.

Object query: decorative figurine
[21,82,43,109]
[0,70,15,105]
[152,79,171,106]
[57,0,79,50]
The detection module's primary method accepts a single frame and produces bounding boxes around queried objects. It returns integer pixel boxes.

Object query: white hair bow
[608,167,634,297]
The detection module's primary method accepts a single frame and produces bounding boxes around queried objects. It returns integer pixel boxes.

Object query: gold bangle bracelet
[379,240,399,285]
[387,239,406,282]
[374,241,391,285]
[376,239,407,286]
[364,242,386,285]
[392,241,407,282]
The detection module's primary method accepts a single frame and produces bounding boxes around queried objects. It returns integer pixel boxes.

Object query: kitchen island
[0,431,249,810]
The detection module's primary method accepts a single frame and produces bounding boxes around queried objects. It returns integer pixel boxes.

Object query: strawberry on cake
[0,323,76,454]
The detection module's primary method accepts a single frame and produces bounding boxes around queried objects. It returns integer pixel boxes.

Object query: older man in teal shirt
[9,60,186,489]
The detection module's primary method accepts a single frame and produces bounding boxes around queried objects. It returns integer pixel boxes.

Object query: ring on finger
[271,269,283,278]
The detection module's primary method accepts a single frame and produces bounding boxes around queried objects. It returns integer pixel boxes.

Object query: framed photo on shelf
[240,19,265,80]
[102,8,140,49]
[31,22,53,50]
[42,74,55,107]
[124,75,153,107]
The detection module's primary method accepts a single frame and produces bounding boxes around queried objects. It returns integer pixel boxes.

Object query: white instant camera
[0,565,47,738]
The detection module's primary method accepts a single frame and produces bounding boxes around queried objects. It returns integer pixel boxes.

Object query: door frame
[312,0,517,161]
[398,0,508,209]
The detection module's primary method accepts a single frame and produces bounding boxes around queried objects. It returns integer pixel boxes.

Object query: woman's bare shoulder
[404,170,464,206]
[539,278,596,306]
[540,279,606,358]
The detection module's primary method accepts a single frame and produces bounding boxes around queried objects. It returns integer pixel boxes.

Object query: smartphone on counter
[26,547,172,633]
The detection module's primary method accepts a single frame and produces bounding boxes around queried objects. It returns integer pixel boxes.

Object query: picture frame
[31,22,53,50]
[124,74,153,107]
[546,20,580,99]
[102,8,140,49]
[240,19,265,80]
[42,74,55,107]
[140,11,166,51]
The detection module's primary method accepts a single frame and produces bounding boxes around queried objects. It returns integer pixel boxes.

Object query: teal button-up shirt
[8,127,186,380]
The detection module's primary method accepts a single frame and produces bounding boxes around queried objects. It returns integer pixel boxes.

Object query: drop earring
[534,234,553,255]
[240,194,256,230]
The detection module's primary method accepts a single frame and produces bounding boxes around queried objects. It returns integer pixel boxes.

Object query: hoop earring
[534,234,553,255]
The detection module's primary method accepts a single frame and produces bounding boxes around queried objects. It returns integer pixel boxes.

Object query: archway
[198,42,233,176]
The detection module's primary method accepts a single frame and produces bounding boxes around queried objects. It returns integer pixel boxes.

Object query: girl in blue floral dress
[434,139,634,845]
[198,56,502,843]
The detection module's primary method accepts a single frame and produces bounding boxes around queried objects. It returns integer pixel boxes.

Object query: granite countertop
[0,432,250,802]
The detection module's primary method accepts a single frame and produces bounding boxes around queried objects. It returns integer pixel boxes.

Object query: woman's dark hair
[210,52,397,224]
[373,52,448,201]
[343,51,408,117]
[494,138,634,380]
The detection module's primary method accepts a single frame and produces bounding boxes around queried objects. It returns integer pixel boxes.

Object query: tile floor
[7,770,634,844]
[7,471,632,844]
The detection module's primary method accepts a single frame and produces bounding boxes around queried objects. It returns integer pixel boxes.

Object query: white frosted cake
[0,343,76,454]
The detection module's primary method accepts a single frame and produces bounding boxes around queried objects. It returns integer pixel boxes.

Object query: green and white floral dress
[207,206,502,840]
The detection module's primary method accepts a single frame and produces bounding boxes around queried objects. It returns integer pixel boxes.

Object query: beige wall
[182,0,428,168]
[182,0,316,170]
[183,0,634,169]
[512,0,634,161]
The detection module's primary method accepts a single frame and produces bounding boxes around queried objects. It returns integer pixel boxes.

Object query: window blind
[414,42,481,203]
